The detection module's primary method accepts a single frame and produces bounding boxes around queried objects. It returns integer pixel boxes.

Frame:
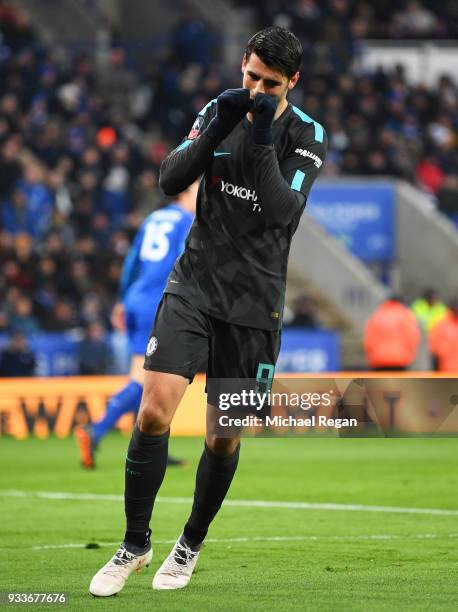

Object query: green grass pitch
[1,435,457,611]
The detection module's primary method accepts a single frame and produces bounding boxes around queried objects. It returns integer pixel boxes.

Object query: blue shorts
[125,306,156,355]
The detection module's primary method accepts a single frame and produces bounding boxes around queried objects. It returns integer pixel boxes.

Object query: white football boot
[152,537,200,590]
[89,543,152,596]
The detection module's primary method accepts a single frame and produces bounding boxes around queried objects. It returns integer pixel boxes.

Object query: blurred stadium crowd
[0,0,457,372]
[248,0,458,210]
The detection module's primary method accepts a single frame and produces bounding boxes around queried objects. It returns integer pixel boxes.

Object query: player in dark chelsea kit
[90,26,327,596]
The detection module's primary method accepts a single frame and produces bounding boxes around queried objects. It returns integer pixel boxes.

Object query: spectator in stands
[429,299,458,372]
[78,321,112,375]
[411,288,449,332]
[0,331,36,377]
[1,187,37,237]
[100,144,131,229]
[416,156,445,195]
[19,163,53,235]
[46,298,79,332]
[364,296,421,370]
[9,294,39,334]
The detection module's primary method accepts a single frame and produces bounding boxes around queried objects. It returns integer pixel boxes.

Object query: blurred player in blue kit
[76,181,198,469]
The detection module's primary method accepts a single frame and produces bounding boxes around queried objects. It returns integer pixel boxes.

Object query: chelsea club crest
[146,336,158,356]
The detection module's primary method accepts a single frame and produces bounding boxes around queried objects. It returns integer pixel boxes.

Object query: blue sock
[92,381,143,444]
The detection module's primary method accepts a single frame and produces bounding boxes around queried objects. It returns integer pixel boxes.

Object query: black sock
[124,425,169,547]
[183,442,240,548]
[124,528,151,552]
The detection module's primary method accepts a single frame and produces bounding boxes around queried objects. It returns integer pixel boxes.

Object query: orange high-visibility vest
[364,300,421,368]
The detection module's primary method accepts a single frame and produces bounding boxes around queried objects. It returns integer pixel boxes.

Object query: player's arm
[112,227,145,333]
[251,94,327,228]
[159,89,251,195]
[119,226,144,300]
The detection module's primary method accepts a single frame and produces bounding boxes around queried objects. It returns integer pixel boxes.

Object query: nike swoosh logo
[214,152,231,157]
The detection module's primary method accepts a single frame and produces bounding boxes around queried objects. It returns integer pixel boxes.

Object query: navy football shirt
[160,100,327,330]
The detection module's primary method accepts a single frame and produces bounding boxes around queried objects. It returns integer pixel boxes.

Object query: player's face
[241,52,299,105]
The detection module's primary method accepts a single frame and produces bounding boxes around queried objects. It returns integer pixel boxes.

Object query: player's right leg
[89,294,209,597]
[89,370,189,596]
[152,430,241,590]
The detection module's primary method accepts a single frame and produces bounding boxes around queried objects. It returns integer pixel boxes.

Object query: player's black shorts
[144,293,281,404]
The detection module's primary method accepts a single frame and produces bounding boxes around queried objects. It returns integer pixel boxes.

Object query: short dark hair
[245,26,302,79]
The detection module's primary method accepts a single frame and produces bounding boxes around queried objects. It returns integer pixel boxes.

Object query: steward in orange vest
[364,297,420,370]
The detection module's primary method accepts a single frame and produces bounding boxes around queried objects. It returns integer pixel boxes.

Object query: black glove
[252,93,277,145]
[206,88,251,143]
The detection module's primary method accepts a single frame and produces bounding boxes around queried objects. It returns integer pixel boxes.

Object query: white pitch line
[2,489,458,516]
[25,533,458,551]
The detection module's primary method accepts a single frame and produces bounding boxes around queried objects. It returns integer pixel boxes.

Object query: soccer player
[76,182,198,468]
[90,26,326,596]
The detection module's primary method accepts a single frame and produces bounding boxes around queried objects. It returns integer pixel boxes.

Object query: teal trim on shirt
[291,105,324,143]
[198,98,217,116]
[291,169,305,191]
[176,139,192,152]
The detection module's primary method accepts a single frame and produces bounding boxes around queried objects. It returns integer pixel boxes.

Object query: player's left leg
[152,432,240,590]
[153,320,280,590]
